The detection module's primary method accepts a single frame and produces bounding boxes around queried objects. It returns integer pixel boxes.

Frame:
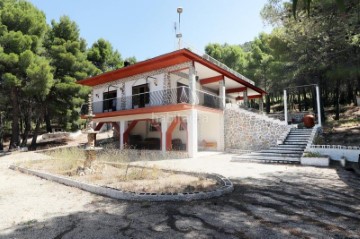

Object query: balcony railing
[80,87,222,115]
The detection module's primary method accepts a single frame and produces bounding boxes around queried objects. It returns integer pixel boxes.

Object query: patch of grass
[325,118,359,128]
[303,152,325,157]
[313,135,325,145]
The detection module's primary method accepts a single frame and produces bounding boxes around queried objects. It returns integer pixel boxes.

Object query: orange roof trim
[78,49,266,94]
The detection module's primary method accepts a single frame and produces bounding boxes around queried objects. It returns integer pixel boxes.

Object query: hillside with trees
[205,0,359,121]
[0,0,135,150]
[0,0,358,150]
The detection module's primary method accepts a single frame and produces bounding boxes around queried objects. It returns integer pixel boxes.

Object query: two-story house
[78,49,266,157]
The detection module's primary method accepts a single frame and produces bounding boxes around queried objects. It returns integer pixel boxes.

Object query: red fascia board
[226,87,247,94]
[78,50,191,86]
[181,50,266,95]
[200,75,223,85]
[236,95,263,100]
[78,48,266,95]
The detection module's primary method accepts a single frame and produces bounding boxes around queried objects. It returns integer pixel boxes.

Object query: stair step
[232,156,300,164]
[285,139,308,141]
[250,152,302,157]
[271,145,306,149]
[284,141,308,144]
[287,135,311,138]
[260,149,304,154]
[282,143,307,146]
[269,148,305,152]
[288,134,311,136]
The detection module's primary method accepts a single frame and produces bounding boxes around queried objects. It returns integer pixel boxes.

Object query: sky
[28,0,272,61]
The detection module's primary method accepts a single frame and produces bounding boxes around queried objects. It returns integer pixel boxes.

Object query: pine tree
[0,0,53,149]
[44,16,100,132]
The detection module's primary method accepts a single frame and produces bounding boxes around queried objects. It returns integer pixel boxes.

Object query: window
[103,91,117,112]
[132,84,149,108]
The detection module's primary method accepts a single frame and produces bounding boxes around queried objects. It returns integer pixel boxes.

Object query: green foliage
[0,0,53,148]
[44,16,100,131]
[124,56,137,65]
[303,151,324,157]
[87,38,123,72]
[205,43,248,73]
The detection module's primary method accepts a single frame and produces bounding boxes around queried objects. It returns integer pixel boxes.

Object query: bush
[303,151,324,157]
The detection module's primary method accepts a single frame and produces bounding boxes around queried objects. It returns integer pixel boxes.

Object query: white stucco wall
[308,145,360,162]
[198,112,222,151]
[172,121,187,144]
[129,121,161,140]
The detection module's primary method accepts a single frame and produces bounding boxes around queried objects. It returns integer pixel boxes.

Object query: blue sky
[29,0,272,61]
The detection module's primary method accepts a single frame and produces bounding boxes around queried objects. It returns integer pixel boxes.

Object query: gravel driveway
[0,151,359,239]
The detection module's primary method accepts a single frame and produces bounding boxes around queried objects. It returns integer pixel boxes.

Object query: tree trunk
[266,94,270,113]
[335,78,340,120]
[346,81,354,104]
[20,113,31,147]
[44,107,52,133]
[9,88,20,150]
[303,88,308,111]
[297,90,301,112]
[0,112,3,151]
[29,117,41,151]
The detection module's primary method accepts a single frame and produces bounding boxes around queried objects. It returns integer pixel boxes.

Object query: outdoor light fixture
[146,76,158,86]
[176,7,183,49]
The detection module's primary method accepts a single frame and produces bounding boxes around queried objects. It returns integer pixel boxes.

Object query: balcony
[80,87,222,115]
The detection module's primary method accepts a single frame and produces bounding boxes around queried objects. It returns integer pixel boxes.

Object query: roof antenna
[176,7,183,50]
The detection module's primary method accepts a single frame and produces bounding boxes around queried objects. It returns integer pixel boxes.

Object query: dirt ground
[1,152,359,239]
[321,106,360,146]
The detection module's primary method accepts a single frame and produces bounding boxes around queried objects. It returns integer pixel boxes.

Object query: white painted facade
[80,49,265,158]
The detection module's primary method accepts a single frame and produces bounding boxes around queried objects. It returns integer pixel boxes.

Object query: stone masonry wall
[225,107,291,151]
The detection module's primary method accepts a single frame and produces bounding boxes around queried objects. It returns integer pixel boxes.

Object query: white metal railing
[81,86,222,115]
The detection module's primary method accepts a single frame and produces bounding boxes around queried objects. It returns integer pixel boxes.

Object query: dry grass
[19,147,217,193]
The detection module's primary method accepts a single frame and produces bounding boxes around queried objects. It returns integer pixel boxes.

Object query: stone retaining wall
[225,107,290,151]
[10,165,233,202]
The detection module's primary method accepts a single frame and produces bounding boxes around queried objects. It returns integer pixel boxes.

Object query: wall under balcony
[224,106,290,152]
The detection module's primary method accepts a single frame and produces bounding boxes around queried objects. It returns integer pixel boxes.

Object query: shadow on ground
[2,166,360,239]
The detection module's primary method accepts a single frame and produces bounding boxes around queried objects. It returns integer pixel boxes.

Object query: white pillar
[120,120,126,150]
[316,85,322,127]
[243,89,248,108]
[188,109,198,158]
[189,64,197,105]
[284,90,288,124]
[219,78,226,109]
[259,94,264,112]
[161,116,167,154]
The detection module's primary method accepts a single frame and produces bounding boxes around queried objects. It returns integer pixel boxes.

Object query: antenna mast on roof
[176,7,183,50]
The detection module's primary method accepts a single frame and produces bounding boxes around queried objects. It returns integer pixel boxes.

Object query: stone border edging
[9,165,233,202]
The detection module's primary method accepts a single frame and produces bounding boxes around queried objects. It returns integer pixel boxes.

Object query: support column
[189,63,197,105]
[243,89,248,108]
[120,120,126,150]
[187,109,198,158]
[219,78,226,109]
[316,85,322,127]
[259,94,264,112]
[161,116,167,154]
[284,90,288,124]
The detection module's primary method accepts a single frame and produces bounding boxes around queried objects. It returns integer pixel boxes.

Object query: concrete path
[1,151,360,238]
[134,152,302,179]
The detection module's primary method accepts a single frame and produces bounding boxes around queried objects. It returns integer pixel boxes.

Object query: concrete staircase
[232,128,313,164]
